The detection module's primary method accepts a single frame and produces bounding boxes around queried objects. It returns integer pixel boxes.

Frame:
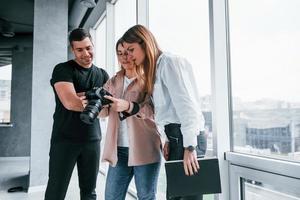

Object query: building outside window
[229,0,300,162]
[0,64,12,123]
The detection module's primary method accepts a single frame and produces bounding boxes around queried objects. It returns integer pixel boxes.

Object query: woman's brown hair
[121,25,162,95]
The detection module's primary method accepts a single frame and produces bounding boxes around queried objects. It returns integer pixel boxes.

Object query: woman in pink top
[100,38,161,200]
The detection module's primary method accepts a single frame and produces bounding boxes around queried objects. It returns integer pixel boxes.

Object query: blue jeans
[105,147,161,200]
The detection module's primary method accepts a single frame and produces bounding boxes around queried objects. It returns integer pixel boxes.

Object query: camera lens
[80,87,113,124]
[80,99,102,124]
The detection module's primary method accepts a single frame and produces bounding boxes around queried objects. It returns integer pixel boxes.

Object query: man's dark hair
[69,28,92,46]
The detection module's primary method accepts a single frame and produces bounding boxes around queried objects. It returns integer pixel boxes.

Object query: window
[149,0,212,198]
[229,0,300,162]
[114,0,136,68]
[243,180,300,200]
[0,64,12,123]
[95,17,109,173]
[114,0,136,40]
[95,17,107,71]
[230,164,300,200]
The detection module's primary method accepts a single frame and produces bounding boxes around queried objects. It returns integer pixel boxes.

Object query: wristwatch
[185,145,195,152]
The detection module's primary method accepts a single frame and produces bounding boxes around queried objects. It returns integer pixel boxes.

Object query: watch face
[187,145,195,152]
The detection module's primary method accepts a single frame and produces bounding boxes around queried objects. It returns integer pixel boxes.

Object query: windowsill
[225,151,300,179]
[0,123,13,127]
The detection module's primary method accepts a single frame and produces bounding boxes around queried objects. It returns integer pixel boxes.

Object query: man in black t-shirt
[44,28,109,200]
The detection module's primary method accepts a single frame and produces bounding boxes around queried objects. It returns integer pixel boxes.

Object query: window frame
[229,162,300,200]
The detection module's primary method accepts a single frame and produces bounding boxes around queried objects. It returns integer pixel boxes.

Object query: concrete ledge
[0,157,29,162]
[27,185,46,193]
[0,123,13,128]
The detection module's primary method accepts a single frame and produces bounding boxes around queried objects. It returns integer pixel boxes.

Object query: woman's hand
[104,95,130,112]
[163,142,170,161]
[183,149,200,176]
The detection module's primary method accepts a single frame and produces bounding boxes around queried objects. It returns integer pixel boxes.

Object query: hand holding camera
[80,87,113,124]
[80,87,137,124]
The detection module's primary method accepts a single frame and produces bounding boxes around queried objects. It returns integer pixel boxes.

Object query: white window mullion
[106,2,116,76]
[136,0,148,27]
[209,0,231,200]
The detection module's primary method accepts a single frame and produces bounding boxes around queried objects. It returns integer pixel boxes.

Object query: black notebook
[165,157,221,198]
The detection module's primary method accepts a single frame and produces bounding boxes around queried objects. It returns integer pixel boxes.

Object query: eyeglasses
[117,51,129,58]
[117,48,136,58]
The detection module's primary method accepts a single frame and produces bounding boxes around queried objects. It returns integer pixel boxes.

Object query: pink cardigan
[100,70,161,167]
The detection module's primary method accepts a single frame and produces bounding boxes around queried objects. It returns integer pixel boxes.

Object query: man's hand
[163,142,170,160]
[80,96,88,108]
[77,92,85,97]
[104,95,130,112]
[183,149,200,176]
[77,92,87,108]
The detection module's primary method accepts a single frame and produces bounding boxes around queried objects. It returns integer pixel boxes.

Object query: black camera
[80,87,112,124]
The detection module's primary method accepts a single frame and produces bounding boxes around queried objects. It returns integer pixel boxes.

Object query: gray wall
[0,41,33,157]
[29,0,68,188]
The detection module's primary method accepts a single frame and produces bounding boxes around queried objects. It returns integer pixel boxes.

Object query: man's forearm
[54,82,86,112]
[63,93,86,112]
[64,98,84,112]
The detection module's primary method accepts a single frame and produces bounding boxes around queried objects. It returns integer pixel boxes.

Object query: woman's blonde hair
[121,25,162,95]
[116,38,145,88]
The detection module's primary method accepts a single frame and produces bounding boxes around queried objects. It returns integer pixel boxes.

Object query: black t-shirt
[50,60,109,143]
